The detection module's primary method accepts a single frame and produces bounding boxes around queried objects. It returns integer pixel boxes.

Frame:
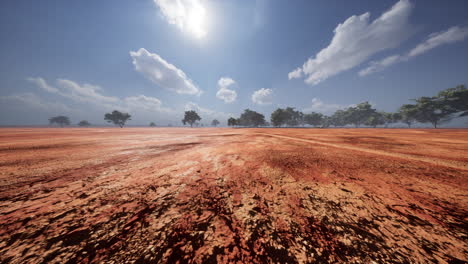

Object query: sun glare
[187,3,207,38]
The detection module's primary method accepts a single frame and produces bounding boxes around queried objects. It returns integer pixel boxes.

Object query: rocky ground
[0,128,466,263]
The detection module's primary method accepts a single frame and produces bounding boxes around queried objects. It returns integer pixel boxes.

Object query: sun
[186,2,208,38]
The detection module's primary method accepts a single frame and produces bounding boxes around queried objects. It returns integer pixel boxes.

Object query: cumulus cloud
[251,88,273,105]
[303,98,345,114]
[289,0,413,85]
[288,68,303,80]
[124,95,173,113]
[2,77,184,125]
[27,77,173,115]
[360,25,468,76]
[28,77,119,108]
[216,77,237,103]
[153,0,207,38]
[130,48,201,95]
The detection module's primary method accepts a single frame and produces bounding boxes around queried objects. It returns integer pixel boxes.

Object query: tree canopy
[78,120,91,127]
[437,85,468,117]
[104,110,131,128]
[270,107,303,127]
[211,119,220,127]
[227,117,238,127]
[49,116,70,127]
[303,112,323,127]
[412,96,453,128]
[182,110,201,127]
[238,109,265,127]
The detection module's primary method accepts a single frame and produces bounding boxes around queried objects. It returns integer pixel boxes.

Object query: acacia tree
[182,110,201,127]
[365,112,385,128]
[104,110,131,128]
[344,102,376,127]
[330,110,347,127]
[437,84,468,117]
[398,104,418,128]
[270,107,303,127]
[380,112,394,128]
[412,96,453,128]
[78,120,91,127]
[227,117,237,127]
[49,116,70,127]
[285,107,302,126]
[390,112,402,127]
[270,108,286,127]
[211,119,220,127]
[149,122,156,127]
[238,109,265,127]
[304,112,323,127]
[320,116,331,128]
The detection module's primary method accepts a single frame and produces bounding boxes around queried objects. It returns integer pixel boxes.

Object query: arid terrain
[0,128,467,264]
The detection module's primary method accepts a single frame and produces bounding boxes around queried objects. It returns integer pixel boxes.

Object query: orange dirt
[0,128,466,263]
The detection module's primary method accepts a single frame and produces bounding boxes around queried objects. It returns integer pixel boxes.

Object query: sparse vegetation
[49,116,70,127]
[227,117,238,127]
[104,110,131,128]
[211,119,220,127]
[182,110,201,127]
[78,120,91,127]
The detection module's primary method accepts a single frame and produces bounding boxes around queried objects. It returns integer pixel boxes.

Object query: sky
[0,0,467,127]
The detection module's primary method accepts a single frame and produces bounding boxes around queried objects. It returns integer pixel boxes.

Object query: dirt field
[0,128,466,264]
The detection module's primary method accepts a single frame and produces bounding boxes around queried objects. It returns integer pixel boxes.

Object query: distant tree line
[48,85,467,128]
[227,109,267,127]
[226,85,467,128]
[48,110,132,128]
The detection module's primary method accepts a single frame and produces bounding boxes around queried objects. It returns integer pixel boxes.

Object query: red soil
[0,128,466,263]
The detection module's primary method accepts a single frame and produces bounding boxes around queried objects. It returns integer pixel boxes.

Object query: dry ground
[0,128,466,263]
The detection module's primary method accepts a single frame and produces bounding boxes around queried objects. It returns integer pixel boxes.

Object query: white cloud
[408,26,468,57]
[27,77,59,93]
[360,25,468,76]
[303,98,345,114]
[28,77,119,108]
[0,93,72,113]
[56,79,119,104]
[216,77,237,103]
[123,95,173,113]
[2,77,181,125]
[154,0,207,38]
[358,55,403,76]
[289,0,413,85]
[130,48,201,95]
[251,88,273,105]
[288,68,303,80]
[27,77,173,114]
[184,102,232,123]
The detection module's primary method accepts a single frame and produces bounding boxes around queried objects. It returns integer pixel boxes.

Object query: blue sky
[1,0,467,126]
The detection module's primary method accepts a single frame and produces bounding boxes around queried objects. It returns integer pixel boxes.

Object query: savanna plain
[0,128,467,264]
